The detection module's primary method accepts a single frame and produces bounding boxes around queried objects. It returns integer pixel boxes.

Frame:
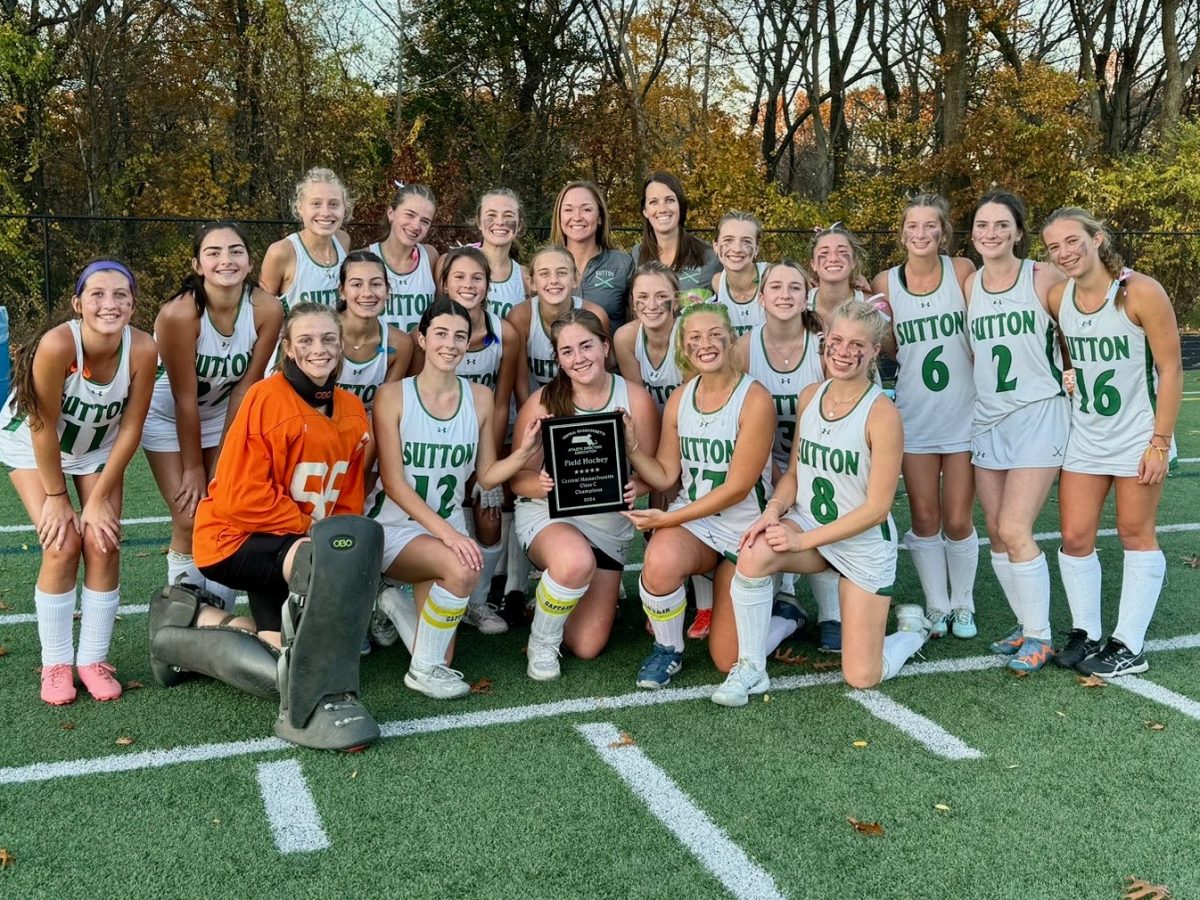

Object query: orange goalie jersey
[193,373,370,567]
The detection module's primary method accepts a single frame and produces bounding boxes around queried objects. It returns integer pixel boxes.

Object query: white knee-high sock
[691,574,713,611]
[881,630,926,681]
[77,586,120,666]
[412,583,468,671]
[1057,549,1102,640]
[990,551,1021,624]
[730,572,774,669]
[1113,550,1166,654]
[905,531,950,616]
[944,530,979,612]
[531,572,588,647]
[383,581,418,652]
[641,581,686,653]
[468,543,504,608]
[777,572,797,597]
[166,549,201,586]
[765,609,801,656]
[809,570,841,623]
[35,587,76,666]
[1011,554,1051,641]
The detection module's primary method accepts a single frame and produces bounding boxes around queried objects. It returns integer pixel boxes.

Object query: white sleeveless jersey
[716,262,768,336]
[793,380,897,592]
[889,257,975,453]
[373,242,436,333]
[337,321,390,413]
[673,374,772,535]
[281,233,344,310]
[634,321,684,411]
[746,324,824,472]
[0,321,132,471]
[148,288,257,425]
[1059,278,1160,476]
[527,295,583,391]
[969,259,1063,432]
[457,311,505,389]
[487,261,526,320]
[373,376,479,531]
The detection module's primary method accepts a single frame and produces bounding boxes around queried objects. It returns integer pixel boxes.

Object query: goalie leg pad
[148,582,227,688]
[274,516,384,751]
[149,623,280,699]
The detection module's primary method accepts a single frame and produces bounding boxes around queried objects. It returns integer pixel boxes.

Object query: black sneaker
[1052,629,1102,669]
[1075,638,1148,678]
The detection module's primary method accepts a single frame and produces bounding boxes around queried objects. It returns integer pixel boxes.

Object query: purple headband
[75,260,137,296]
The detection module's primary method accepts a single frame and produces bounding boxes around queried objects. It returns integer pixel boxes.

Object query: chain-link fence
[3,214,1199,344]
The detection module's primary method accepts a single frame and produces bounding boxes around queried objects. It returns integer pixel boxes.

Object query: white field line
[3,633,1200,788]
[846,690,984,760]
[255,759,330,853]
[577,722,785,900]
[0,515,171,534]
[1109,676,1200,721]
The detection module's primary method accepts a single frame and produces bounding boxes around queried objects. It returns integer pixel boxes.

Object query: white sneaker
[711,659,770,708]
[378,582,417,651]
[527,637,562,681]
[404,663,470,700]
[463,602,509,635]
[895,604,932,640]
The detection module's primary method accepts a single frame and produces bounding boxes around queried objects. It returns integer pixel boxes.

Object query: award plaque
[542,411,631,518]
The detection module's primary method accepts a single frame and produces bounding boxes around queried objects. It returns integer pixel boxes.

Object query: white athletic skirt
[971,396,1070,470]
[514,497,633,565]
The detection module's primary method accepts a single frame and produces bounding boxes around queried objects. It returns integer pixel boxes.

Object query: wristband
[44,488,68,497]
[766,497,787,513]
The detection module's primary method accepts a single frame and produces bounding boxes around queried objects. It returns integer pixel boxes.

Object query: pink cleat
[77,661,122,702]
[40,664,77,706]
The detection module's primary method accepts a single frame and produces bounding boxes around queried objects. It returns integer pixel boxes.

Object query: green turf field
[3,376,1200,899]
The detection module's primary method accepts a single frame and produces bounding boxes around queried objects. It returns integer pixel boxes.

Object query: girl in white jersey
[624,301,776,688]
[373,298,542,699]
[424,247,523,634]
[966,190,1068,674]
[871,195,979,641]
[359,182,439,333]
[1043,208,1182,678]
[336,250,411,414]
[260,168,352,310]
[513,309,660,681]
[733,259,824,651]
[615,263,686,413]
[1,260,157,705]
[143,223,283,609]
[474,189,529,319]
[711,212,768,337]
[714,301,928,705]
[509,245,611,405]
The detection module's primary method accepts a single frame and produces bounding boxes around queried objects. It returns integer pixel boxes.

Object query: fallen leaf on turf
[469,677,493,695]
[0,848,14,869]
[0,601,11,611]
[762,694,770,703]
[608,732,636,749]
[847,817,884,836]
[1181,555,1200,569]
[1077,675,1107,688]
[350,770,358,779]
[1006,764,1019,769]
[1056,711,1068,717]
[20,543,28,551]
[115,736,135,747]
[852,740,869,748]
[1144,721,1166,732]
[812,660,840,671]
[1124,875,1173,899]
[61,722,76,731]
[0,646,8,657]
[934,804,951,812]
[123,680,143,691]
[212,818,221,826]
[772,647,808,666]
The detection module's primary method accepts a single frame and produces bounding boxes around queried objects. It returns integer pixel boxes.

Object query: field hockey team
[1,168,1182,708]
